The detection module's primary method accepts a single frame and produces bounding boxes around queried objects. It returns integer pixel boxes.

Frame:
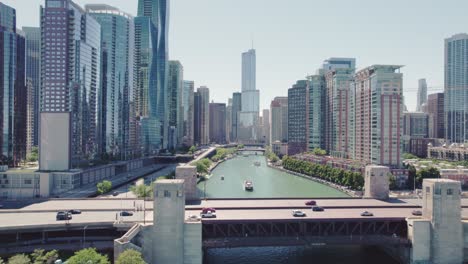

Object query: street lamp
[82,225,88,248]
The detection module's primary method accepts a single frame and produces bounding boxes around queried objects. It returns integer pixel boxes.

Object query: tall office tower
[288,80,309,155]
[40,0,101,170]
[307,75,326,150]
[260,109,270,144]
[0,5,28,165]
[137,0,169,150]
[196,87,209,145]
[270,97,288,144]
[322,58,356,73]
[427,93,445,138]
[445,34,468,143]
[239,49,260,143]
[87,4,134,160]
[209,103,227,144]
[182,81,194,147]
[193,92,201,145]
[231,92,242,142]
[325,68,355,158]
[167,61,183,150]
[23,27,41,156]
[403,112,429,138]
[226,98,232,143]
[417,79,428,112]
[351,65,403,167]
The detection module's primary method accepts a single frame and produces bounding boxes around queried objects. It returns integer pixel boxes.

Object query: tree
[402,153,419,160]
[407,165,417,189]
[389,175,397,190]
[195,161,209,175]
[188,146,196,154]
[66,248,110,264]
[312,148,327,156]
[8,254,31,264]
[30,249,58,264]
[116,249,146,264]
[26,146,39,162]
[416,167,440,187]
[130,184,153,199]
[97,180,112,195]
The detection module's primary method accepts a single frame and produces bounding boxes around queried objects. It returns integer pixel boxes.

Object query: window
[164,190,171,198]
[434,187,441,195]
[447,188,453,195]
[426,187,430,193]
[24,179,32,185]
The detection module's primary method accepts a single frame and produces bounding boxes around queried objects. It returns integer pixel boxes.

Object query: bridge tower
[364,165,390,200]
[408,179,463,264]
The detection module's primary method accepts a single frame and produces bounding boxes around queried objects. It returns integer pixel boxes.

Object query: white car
[200,211,217,218]
[292,210,306,217]
[187,214,201,221]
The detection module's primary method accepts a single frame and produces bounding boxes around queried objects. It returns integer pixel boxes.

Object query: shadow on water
[204,246,400,264]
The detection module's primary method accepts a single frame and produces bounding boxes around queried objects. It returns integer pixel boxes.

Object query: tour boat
[244,180,254,191]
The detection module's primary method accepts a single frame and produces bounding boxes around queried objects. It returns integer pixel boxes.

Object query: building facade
[23,27,41,156]
[239,49,259,143]
[403,112,429,138]
[87,4,134,160]
[427,93,445,139]
[226,98,232,143]
[182,81,194,147]
[195,87,209,145]
[167,61,183,150]
[307,75,325,151]
[270,97,288,144]
[445,34,468,143]
[417,79,428,112]
[231,92,241,142]
[288,80,309,155]
[209,103,226,144]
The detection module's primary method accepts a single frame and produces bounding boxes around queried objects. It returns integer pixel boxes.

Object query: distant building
[226,98,232,143]
[427,93,445,139]
[409,138,439,158]
[239,49,259,143]
[428,143,468,162]
[167,61,184,150]
[322,58,356,73]
[417,79,428,112]
[182,81,194,147]
[445,34,468,143]
[260,109,270,145]
[231,92,242,142]
[270,97,288,144]
[194,87,209,145]
[209,103,226,144]
[272,141,288,157]
[307,75,326,151]
[288,80,309,155]
[403,112,429,138]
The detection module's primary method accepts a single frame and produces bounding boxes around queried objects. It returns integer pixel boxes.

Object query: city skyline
[4,0,468,111]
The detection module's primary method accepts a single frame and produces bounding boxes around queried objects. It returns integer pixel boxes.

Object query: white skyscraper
[239,49,260,142]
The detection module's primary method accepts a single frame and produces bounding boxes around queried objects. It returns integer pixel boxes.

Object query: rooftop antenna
[251,33,254,50]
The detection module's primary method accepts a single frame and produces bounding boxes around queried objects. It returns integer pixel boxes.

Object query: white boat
[244,180,253,191]
[254,161,261,167]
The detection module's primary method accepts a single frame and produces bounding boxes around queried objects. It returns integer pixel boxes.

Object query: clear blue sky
[4,0,467,111]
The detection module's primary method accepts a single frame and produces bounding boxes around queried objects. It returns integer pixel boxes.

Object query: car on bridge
[200,211,216,218]
[305,200,317,206]
[202,207,216,214]
[360,211,374,217]
[412,210,422,216]
[56,211,72,221]
[120,211,133,217]
[187,215,201,221]
[292,210,306,217]
[312,206,324,212]
[68,209,81,215]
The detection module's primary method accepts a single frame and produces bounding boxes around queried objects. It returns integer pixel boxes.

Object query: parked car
[202,207,216,213]
[112,191,119,196]
[56,211,72,221]
[411,210,422,216]
[292,210,306,217]
[187,215,201,221]
[305,200,316,206]
[200,211,217,218]
[68,209,81,215]
[120,211,133,217]
[360,211,374,217]
[312,206,324,212]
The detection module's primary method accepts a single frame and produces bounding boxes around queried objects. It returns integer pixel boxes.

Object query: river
[198,153,399,264]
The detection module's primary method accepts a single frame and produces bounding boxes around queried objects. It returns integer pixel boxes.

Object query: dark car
[305,200,317,206]
[312,206,324,212]
[120,211,133,217]
[202,207,216,214]
[112,191,119,196]
[360,211,374,217]
[68,209,81,215]
[412,210,422,216]
[56,211,72,221]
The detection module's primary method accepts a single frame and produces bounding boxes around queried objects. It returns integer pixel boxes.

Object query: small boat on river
[244,180,254,191]
[254,161,261,167]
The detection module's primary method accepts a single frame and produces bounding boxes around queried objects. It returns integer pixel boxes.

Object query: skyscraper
[87,4,134,160]
[427,93,445,139]
[40,0,101,170]
[288,80,309,155]
[350,65,403,167]
[209,103,226,144]
[322,58,356,73]
[260,109,270,144]
[403,112,429,138]
[445,34,468,143]
[195,87,209,145]
[270,97,288,144]
[226,98,232,143]
[417,79,428,112]
[23,27,41,156]
[194,91,201,145]
[182,81,194,147]
[307,75,325,150]
[231,92,242,142]
[167,61,184,150]
[239,49,259,143]
[137,0,169,150]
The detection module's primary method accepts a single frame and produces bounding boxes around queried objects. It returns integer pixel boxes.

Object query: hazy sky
[4,0,467,111]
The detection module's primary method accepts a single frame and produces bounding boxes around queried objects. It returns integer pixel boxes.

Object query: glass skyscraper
[182,80,194,146]
[307,75,325,150]
[87,4,134,160]
[288,80,309,155]
[239,49,259,143]
[445,34,468,143]
[167,60,183,150]
[231,92,242,142]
